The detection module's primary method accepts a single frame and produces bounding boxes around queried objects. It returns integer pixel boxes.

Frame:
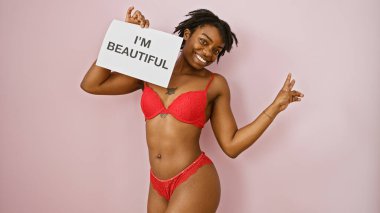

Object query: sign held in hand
[96,20,183,88]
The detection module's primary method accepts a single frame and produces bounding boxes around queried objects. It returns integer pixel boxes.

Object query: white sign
[96,20,183,88]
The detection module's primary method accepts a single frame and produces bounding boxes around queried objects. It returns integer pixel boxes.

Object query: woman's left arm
[210,73,304,158]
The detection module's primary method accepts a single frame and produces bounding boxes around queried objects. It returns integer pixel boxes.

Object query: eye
[199,38,207,46]
[213,49,221,55]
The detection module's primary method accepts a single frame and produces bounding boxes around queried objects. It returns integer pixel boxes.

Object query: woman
[80,6,304,213]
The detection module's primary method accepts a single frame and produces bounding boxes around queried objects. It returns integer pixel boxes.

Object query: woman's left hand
[272,73,304,112]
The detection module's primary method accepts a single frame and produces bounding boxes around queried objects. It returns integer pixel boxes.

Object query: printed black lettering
[121,47,129,56]
[105,41,168,71]
[141,38,151,48]
[107,41,115,50]
[148,55,155,63]
[162,60,168,69]
[138,52,146,61]
[130,49,138,58]
[154,58,163,67]
[115,44,123,53]
[134,36,139,44]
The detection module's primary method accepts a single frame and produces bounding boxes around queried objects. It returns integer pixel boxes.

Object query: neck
[172,53,199,75]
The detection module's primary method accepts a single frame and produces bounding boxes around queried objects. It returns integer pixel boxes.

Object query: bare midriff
[146,114,204,180]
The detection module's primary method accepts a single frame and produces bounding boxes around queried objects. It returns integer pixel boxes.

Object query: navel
[156,153,162,159]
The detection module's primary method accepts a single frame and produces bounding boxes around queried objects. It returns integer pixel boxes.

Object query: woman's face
[182,24,225,70]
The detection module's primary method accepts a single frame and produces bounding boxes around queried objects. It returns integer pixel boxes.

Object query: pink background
[1,0,379,212]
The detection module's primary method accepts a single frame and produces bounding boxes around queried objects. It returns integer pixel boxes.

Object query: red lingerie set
[140,73,215,201]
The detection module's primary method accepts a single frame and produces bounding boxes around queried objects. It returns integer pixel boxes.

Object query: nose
[202,46,212,58]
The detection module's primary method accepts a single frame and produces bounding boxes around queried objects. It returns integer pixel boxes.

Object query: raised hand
[272,73,304,112]
[125,6,150,28]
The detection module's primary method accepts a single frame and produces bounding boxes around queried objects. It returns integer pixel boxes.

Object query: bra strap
[205,73,215,91]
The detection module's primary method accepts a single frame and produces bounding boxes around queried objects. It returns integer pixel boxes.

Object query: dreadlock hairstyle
[174,9,238,62]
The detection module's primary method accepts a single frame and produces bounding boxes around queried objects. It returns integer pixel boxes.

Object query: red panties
[150,152,213,201]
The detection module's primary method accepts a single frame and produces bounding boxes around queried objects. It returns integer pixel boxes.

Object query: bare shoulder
[209,72,230,97]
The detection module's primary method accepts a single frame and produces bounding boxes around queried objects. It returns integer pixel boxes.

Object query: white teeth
[195,54,207,63]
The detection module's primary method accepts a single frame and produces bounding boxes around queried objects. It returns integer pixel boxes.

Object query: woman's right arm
[80,6,149,95]
[80,61,143,95]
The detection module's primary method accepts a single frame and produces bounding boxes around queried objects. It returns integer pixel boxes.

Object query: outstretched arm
[80,6,150,95]
[210,73,304,158]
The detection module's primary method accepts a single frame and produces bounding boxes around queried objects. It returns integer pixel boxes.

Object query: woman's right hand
[125,6,150,28]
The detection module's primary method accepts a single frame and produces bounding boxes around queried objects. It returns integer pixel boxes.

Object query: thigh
[165,164,221,213]
[147,184,168,213]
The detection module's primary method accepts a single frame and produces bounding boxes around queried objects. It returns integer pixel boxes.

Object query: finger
[131,10,138,19]
[281,73,292,91]
[136,13,144,21]
[289,79,295,90]
[126,6,134,19]
[133,10,142,19]
[292,90,304,97]
[138,18,145,27]
[290,96,296,102]
[137,15,146,27]
[293,97,301,102]
[144,19,150,28]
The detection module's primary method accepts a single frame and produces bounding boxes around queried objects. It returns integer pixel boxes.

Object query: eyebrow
[201,33,224,49]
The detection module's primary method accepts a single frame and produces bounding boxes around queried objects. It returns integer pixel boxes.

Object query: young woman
[80,6,304,213]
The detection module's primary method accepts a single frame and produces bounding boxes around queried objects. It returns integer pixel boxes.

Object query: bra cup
[141,88,207,127]
[141,73,214,128]
[168,92,206,124]
[141,87,165,118]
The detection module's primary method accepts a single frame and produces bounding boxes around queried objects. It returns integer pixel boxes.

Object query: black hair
[174,9,238,62]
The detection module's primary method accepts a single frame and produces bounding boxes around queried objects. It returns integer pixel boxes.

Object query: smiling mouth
[195,53,208,64]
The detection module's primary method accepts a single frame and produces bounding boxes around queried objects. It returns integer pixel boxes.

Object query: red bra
[140,73,215,128]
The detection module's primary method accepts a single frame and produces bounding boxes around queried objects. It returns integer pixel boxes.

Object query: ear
[183,29,191,40]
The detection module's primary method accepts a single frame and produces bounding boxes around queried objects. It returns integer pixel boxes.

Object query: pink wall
[1,0,379,212]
